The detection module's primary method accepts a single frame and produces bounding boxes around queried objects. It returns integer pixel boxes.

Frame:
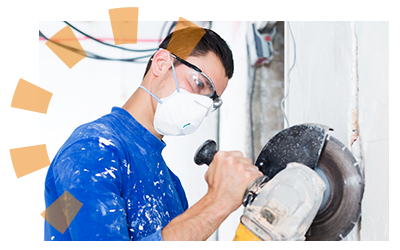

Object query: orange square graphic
[109,7,139,45]
[10,144,51,178]
[45,26,87,69]
[41,191,83,234]
[167,17,206,60]
[11,78,53,114]
[111,21,138,45]
[108,7,139,21]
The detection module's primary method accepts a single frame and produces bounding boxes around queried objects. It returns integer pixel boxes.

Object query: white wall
[212,21,252,240]
[285,21,389,240]
[356,21,389,240]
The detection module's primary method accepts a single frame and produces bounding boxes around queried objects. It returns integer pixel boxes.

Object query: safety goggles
[170,53,223,112]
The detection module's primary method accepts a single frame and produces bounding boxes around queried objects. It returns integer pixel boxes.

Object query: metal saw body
[237,123,364,241]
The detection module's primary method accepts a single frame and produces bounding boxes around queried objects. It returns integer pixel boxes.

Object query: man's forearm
[161,193,232,241]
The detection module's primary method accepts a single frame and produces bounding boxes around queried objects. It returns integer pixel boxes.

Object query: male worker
[44,26,263,241]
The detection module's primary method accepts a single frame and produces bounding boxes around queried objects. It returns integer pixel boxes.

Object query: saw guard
[255,124,332,178]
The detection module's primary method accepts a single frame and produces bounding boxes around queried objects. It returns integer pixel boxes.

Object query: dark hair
[143,27,234,80]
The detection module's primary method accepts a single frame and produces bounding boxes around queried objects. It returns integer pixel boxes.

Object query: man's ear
[151,49,171,77]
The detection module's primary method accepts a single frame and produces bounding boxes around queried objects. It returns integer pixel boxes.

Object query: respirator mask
[140,52,223,136]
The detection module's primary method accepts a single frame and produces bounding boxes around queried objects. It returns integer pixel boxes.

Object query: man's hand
[161,150,262,241]
[204,151,263,214]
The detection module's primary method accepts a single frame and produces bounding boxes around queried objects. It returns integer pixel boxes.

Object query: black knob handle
[194,139,270,207]
[194,139,218,166]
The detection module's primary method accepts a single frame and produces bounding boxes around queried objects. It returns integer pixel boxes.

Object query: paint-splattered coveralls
[44,107,188,240]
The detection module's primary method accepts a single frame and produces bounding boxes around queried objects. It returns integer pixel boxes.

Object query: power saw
[194,123,364,241]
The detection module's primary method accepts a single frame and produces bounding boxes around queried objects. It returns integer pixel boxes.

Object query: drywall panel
[286,21,353,145]
[286,21,389,241]
[357,21,389,241]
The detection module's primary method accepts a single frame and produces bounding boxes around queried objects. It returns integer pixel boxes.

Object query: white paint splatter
[98,157,103,161]
[109,209,116,212]
[51,236,55,240]
[145,211,152,222]
[84,169,89,172]
[139,225,143,230]
[81,148,85,150]
[99,205,106,216]
[105,168,116,179]
[123,159,131,175]
[99,137,115,148]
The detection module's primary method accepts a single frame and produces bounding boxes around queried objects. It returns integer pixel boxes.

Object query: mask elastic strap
[170,57,180,93]
[139,85,163,104]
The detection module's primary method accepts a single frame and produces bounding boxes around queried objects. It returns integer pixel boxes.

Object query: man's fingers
[237,157,253,166]
[228,151,243,157]
[215,151,260,173]
[245,164,262,173]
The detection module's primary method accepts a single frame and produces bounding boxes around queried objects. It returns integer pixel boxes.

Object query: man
[44,26,263,241]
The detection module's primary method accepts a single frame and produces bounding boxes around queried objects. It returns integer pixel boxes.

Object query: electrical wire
[64,21,158,52]
[158,21,169,44]
[39,30,152,63]
[280,21,296,128]
[40,21,208,65]
[167,21,177,36]
[249,65,257,163]
[246,29,257,163]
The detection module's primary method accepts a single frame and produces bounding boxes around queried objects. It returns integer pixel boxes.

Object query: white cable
[281,21,296,128]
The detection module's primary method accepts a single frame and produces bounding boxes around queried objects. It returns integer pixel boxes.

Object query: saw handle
[194,139,218,166]
[194,139,270,207]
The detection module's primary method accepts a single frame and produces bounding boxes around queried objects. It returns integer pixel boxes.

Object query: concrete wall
[251,21,285,161]
[285,21,389,240]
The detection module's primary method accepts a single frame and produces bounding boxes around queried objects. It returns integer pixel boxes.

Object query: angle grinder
[193,123,364,241]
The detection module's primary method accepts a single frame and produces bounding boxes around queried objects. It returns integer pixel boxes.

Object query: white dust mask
[139,57,213,136]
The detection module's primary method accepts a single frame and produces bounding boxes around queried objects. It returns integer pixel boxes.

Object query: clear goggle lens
[185,69,222,112]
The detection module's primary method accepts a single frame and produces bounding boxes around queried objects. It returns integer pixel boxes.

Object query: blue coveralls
[44,107,188,240]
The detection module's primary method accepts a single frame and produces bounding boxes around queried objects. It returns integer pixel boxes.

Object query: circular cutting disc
[305,136,364,241]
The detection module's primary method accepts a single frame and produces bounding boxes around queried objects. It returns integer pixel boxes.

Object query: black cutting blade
[305,136,364,241]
